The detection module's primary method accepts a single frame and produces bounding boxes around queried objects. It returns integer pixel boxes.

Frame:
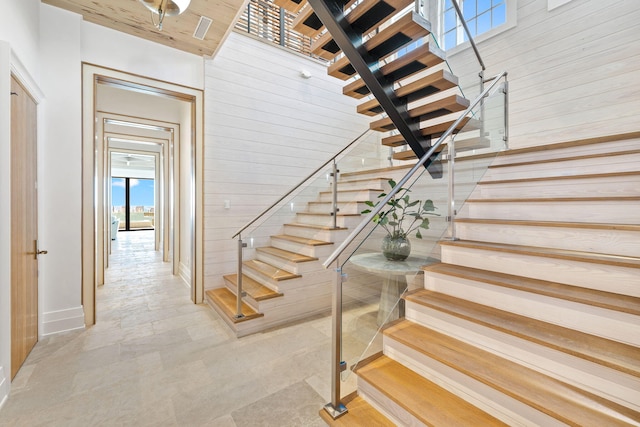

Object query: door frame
[81,63,204,326]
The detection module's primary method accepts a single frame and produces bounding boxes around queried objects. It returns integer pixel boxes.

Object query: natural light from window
[443,0,506,50]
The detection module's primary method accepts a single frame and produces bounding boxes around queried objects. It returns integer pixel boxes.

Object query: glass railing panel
[335,74,507,396]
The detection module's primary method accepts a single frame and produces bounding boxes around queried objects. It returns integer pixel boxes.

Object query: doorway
[10,75,40,379]
[81,64,205,326]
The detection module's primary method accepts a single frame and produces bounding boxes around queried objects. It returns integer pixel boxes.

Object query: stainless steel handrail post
[235,236,246,319]
[331,160,339,229]
[323,258,347,419]
[504,76,510,148]
[447,134,457,240]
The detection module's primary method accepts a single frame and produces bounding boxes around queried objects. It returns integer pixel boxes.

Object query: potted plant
[361,179,438,261]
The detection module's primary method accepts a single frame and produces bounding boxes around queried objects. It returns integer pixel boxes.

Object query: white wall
[0,0,43,407]
[438,0,640,148]
[203,32,379,287]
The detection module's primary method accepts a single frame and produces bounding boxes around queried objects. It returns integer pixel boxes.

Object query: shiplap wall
[441,0,640,149]
[203,32,381,287]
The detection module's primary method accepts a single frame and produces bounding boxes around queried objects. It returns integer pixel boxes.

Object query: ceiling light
[139,0,191,31]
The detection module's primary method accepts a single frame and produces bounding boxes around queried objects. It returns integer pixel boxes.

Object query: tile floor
[0,231,380,426]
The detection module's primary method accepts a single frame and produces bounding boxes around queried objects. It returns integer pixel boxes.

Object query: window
[442,0,507,50]
[112,177,155,231]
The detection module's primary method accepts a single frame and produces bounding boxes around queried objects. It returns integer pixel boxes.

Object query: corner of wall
[40,307,85,337]
[179,262,191,289]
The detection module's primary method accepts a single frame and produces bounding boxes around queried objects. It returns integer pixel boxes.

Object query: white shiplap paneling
[203,32,381,287]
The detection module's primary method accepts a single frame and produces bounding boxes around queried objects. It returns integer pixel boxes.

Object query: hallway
[0,231,333,426]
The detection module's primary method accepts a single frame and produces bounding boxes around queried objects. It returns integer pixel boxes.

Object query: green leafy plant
[361,179,438,239]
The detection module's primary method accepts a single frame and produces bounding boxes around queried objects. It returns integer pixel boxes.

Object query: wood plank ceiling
[42,0,248,57]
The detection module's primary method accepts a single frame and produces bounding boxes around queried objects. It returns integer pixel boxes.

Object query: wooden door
[11,76,39,380]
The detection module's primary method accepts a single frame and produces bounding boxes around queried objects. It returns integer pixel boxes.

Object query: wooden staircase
[320,133,640,425]
[206,177,391,336]
[277,0,485,168]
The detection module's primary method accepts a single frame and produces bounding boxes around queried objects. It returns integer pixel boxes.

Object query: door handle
[32,240,48,260]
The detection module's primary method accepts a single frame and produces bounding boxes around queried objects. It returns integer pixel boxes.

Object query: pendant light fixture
[139,0,191,31]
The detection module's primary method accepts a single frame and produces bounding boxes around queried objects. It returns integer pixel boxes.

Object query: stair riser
[422,270,640,345]
[484,152,640,181]
[404,302,640,411]
[295,213,362,228]
[269,238,334,258]
[307,201,369,215]
[382,338,563,426]
[489,139,640,169]
[356,379,426,426]
[455,222,640,258]
[462,200,640,224]
[255,252,319,275]
[222,279,262,309]
[338,179,391,191]
[283,224,350,241]
[479,176,640,199]
[243,268,303,291]
[318,189,383,202]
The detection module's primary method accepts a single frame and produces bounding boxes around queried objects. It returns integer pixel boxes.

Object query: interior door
[11,75,40,380]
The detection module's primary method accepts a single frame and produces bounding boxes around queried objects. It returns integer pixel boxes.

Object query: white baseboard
[41,306,85,337]
[0,365,8,411]
[179,262,191,288]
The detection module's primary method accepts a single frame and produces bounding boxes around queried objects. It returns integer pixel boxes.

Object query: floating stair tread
[319,395,394,426]
[205,288,263,323]
[223,274,283,301]
[311,0,413,60]
[392,143,446,161]
[343,42,445,98]
[338,177,393,185]
[356,355,508,426]
[357,69,458,116]
[407,288,640,377]
[284,222,348,231]
[273,0,306,14]
[319,188,383,196]
[329,13,431,80]
[383,116,477,147]
[480,170,640,185]
[385,321,640,426]
[293,0,358,38]
[453,218,640,232]
[370,94,470,131]
[244,259,301,281]
[422,263,640,316]
[439,239,640,269]
[256,246,318,263]
[271,234,334,246]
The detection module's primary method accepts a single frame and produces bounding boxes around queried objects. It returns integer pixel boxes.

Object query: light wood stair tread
[284,222,348,230]
[453,218,640,232]
[297,211,361,217]
[385,321,640,426]
[318,188,383,195]
[271,234,334,246]
[439,239,640,269]
[422,263,640,316]
[319,395,394,426]
[383,116,478,147]
[293,0,358,37]
[356,355,508,426]
[205,288,263,323]
[481,170,640,185]
[337,177,392,185]
[256,246,318,262]
[223,274,283,301]
[273,0,306,14]
[310,0,413,60]
[343,42,445,98]
[329,13,431,80]
[407,288,640,377]
[371,94,470,131]
[357,69,458,116]
[244,259,301,281]
[467,196,640,203]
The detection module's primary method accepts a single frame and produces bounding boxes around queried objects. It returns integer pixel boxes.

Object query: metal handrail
[451,0,486,71]
[232,128,372,239]
[322,70,507,268]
